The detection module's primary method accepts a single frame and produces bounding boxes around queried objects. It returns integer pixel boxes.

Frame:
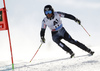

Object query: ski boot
[69,53,75,58]
[89,51,94,55]
[87,49,94,55]
[67,50,75,58]
[70,53,75,58]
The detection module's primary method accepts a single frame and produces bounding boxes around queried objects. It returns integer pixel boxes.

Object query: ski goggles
[45,10,52,15]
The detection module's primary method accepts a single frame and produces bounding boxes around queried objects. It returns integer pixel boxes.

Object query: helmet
[44,5,54,16]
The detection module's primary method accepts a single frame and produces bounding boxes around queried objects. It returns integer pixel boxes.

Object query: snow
[0,46,100,71]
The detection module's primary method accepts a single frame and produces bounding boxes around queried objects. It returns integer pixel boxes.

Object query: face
[45,10,53,18]
[46,13,53,18]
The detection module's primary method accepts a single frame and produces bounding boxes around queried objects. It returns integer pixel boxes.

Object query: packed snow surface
[0,46,100,71]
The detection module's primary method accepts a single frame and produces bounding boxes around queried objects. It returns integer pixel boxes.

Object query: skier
[40,5,94,58]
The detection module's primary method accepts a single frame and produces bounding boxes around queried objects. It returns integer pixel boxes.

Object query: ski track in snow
[0,54,100,71]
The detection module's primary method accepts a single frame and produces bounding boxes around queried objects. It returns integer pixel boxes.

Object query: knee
[52,38,64,48]
[58,42,65,48]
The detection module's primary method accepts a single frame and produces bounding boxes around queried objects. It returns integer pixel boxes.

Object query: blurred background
[0,0,100,62]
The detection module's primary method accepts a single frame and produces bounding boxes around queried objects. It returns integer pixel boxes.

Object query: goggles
[45,10,52,15]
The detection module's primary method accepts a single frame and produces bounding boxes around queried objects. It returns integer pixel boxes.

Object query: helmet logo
[45,8,49,11]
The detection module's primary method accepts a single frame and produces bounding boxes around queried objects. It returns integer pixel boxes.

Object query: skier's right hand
[41,37,45,43]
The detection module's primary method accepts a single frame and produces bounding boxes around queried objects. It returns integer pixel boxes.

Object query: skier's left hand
[75,19,81,25]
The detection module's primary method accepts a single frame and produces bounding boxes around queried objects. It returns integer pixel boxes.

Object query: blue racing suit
[40,11,91,54]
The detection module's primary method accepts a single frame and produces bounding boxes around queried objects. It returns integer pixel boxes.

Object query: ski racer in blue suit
[40,5,94,58]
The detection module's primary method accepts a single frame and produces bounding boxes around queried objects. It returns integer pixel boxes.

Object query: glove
[75,18,81,25]
[41,37,45,43]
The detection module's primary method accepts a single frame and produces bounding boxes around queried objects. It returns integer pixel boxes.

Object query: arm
[57,12,81,25]
[40,19,47,43]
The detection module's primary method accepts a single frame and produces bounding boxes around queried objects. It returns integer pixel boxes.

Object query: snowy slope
[0,47,100,71]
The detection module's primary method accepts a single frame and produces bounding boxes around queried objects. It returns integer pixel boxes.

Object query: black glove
[41,37,45,43]
[75,18,81,25]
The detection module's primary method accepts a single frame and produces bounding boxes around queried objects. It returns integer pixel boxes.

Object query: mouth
[47,14,52,18]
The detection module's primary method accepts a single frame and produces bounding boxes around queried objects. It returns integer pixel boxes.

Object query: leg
[58,41,73,54]
[63,30,94,54]
[52,33,74,57]
[73,41,94,55]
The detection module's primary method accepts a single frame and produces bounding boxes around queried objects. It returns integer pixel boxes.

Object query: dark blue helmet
[44,5,54,16]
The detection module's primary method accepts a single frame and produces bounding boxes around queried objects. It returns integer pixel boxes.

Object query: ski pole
[30,43,43,62]
[80,24,91,36]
